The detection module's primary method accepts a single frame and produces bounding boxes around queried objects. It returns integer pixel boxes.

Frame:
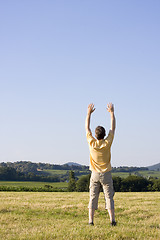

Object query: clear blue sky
[0,1,160,167]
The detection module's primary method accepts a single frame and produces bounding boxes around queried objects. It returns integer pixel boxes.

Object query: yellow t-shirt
[86,130,114,173]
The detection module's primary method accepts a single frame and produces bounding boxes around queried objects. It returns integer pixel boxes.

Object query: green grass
[112,172,131,178]
[0,181,67,189]
[138,170,160,178]
[112,170,160,178]
[42,169,69,175]
[0,192,159,240]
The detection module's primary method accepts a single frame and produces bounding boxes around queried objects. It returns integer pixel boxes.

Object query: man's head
[95,126,106,140]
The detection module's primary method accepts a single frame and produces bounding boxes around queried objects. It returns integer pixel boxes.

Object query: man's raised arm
[107,103,116,134]
[85,103,95,134]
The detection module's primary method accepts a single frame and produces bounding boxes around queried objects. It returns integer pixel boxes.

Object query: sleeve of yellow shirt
[105,130,114,146]
[86,131,96,144]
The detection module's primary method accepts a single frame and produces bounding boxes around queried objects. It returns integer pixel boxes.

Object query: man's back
[86,130,114,172]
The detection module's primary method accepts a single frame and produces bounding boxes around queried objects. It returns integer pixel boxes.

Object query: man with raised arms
[85,103,116,226]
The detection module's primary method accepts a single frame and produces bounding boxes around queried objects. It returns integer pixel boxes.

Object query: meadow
[112,170,160,179]
[0,192,160,240]
[0,181,67,189]
[42,170,69,175]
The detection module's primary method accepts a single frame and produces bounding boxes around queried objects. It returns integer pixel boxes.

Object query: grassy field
[138,170,160,178]
[0,192,160,240]
[112,172,130,178]
[0,181,67,189]
[42,169,69,175]
[112,171,160,178]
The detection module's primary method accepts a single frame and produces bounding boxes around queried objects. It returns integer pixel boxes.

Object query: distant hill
[1,160,160,172]
[0,161,89,173]
[147,163,160,171]
[66,162,82,167]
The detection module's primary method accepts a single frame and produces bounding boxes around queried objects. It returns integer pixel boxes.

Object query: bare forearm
[110,112,116,132]
[85,104,95,133]
[85,113,91,132]
[107,103,116,133]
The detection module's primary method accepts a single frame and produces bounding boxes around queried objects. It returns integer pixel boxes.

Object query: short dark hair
[95,126,106,140]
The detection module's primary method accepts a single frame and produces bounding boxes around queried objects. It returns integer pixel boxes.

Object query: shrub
[76,174,91,192]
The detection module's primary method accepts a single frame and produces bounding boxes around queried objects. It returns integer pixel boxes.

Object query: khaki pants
[88,171,115,210]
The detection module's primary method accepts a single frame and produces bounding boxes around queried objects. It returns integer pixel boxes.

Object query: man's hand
[85,103,95,134]
[87,103,96,115]
[107,103,114,113]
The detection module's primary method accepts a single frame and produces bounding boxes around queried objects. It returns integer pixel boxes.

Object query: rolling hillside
[147,163,160,171]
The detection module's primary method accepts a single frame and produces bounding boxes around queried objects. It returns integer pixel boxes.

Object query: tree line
[0,166,91,182]
[0,161,152,175]
[0,161,89,174]
[68,171,160,192]
[0,167,60,182]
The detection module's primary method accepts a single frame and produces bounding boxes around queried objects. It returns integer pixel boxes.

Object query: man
[85,103,116,226]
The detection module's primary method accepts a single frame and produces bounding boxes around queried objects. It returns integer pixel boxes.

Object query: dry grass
[0,192,160,240]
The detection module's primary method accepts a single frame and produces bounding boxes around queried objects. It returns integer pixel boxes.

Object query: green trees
[0,167,18,180]
[76,174,91,192]
[67,173,160,192]
[0,161,89,172]
[150,179,160,191]
[67,171,76,191]
[67,171,91,192]
[0,165,160,192]
[0,166,60,182]
[112,177,122,192]
[119,176,149,192]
